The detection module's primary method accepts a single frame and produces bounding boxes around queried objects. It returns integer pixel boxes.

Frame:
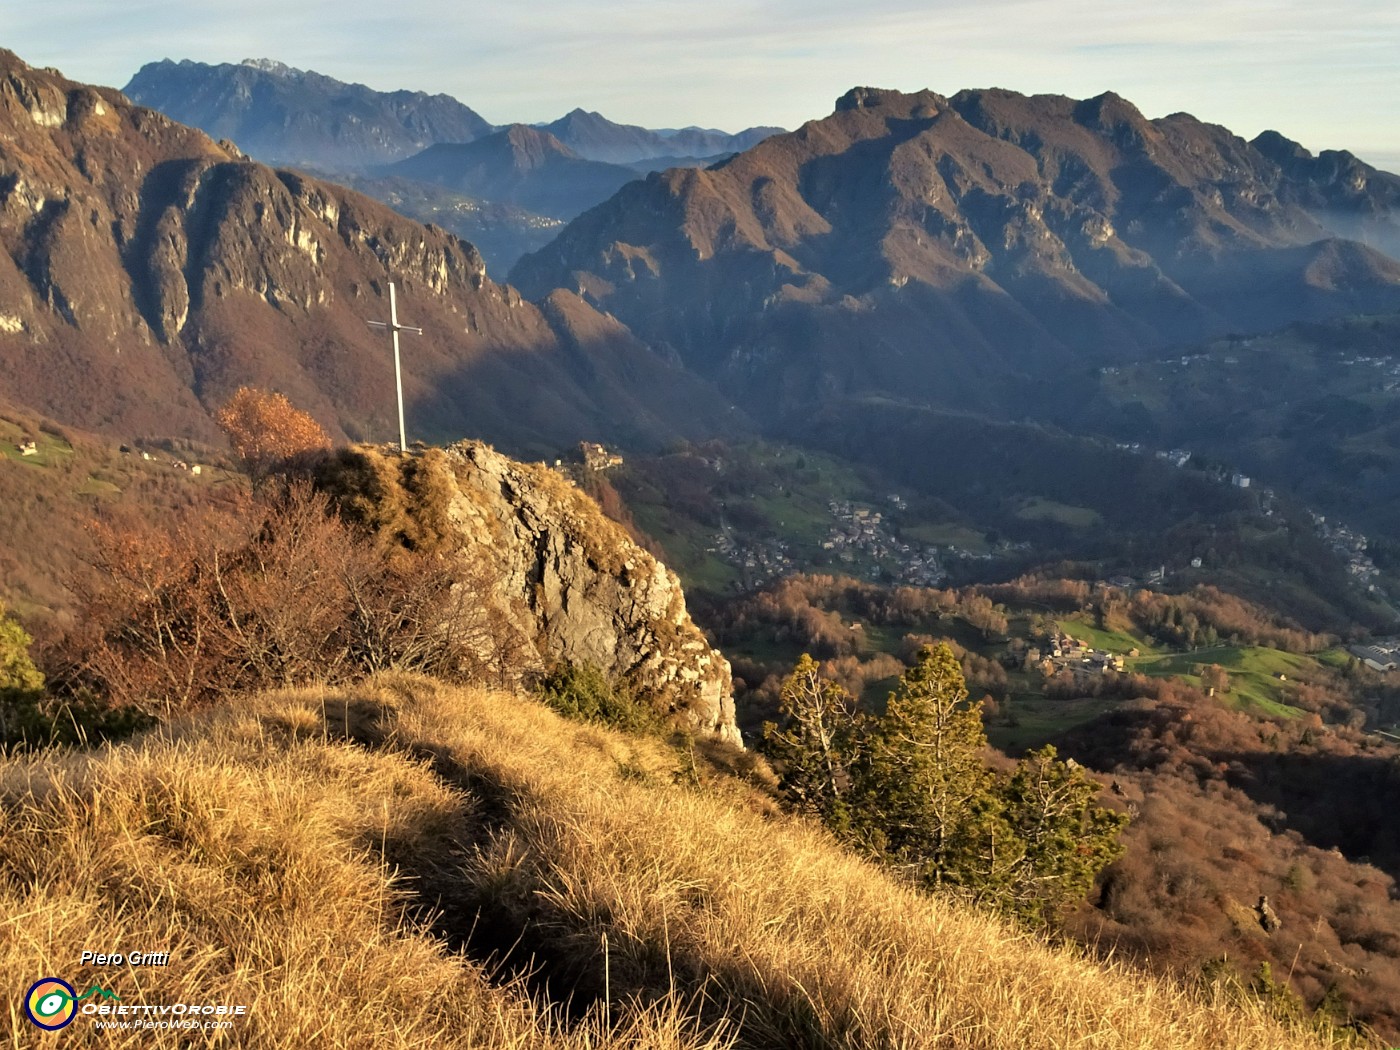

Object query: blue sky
[8,0,1400,170]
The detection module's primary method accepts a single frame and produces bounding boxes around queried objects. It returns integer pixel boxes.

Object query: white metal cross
[366,281,423,452]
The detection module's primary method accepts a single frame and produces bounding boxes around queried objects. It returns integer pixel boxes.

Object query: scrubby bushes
[47,481,516,721]
[216,386,332,479]
[0,599,44,742]
[535,662,660,734]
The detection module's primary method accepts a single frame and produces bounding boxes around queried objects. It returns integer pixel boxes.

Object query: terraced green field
[1057,617,1313,717]
[0,420,73,468]
[1130,645,1310,717]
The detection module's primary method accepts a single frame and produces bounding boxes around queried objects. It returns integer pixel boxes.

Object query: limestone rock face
[319,442,740,746]
[0,49,737,453]
[1256,895,1282,933]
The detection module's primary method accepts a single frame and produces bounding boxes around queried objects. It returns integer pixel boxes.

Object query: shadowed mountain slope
[539,107,782,165]
[389,125,639,221]
[0,51,739,453]
[1249,128,1400,259]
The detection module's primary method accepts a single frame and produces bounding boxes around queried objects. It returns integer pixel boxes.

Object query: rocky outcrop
[315,442,740,746]
[1256,895,1282,933]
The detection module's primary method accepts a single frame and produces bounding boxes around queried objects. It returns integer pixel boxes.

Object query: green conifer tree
[850,644,1013,896]
[771,645,1129,928]
[1001,745,1129,927]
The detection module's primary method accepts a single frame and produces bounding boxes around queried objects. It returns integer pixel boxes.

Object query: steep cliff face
[0,49,737,453]
[315,442,740,745]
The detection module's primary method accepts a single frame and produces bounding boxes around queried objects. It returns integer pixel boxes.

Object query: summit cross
[366,280,423,452]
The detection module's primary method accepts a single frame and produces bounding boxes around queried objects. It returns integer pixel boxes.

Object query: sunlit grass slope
[1,676,1342,1048]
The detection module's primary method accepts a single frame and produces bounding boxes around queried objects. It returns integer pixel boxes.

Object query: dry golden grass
[0,676,1356,1048]
[0,686,724,1049]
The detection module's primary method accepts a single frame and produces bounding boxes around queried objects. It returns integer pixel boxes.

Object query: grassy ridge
[1132,646,1313,717]
[0,676,1345,1048]
[1056,619,1314,717]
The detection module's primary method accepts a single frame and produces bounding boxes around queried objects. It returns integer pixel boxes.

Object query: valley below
[3,42,1400,1047]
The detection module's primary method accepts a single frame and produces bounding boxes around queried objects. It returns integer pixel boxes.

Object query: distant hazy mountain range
[0,50,737,452]
[536,108,783,167]
[388,125,639,225]
[11,48,1400,471]
[122,58,495,169]
[122,58,785,269]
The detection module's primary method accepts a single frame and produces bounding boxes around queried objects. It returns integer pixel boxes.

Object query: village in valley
[708,496,1014,590]
[1312,511,1386,595]
[1025,631,1128,680]
[816,500,951,587]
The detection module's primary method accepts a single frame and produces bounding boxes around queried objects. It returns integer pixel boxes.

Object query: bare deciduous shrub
[52,482,518,716]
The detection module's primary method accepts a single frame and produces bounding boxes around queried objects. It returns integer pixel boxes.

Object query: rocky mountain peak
[122,57,493,169]
[239,58,302,78]
[0,50,737,451]
[538,107,782,166]
[389,125,638,222]
[315,442,741,744]
[498,124,578,166]
[1071,90,1156,148]
[833,85,946,117]
[1252,129,1313,166]
[555,107,605,128]
[511,81,1400,421]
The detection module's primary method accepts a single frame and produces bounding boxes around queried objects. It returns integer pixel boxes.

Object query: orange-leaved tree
[215,387,331,478]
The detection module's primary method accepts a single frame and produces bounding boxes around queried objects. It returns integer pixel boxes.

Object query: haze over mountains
[122,58,785,269]
[8,44,1400,1039]
[389,125,639,225]
[122,58,495,169]
[512,86,1400,421]
[0,50,734,451]
[10,49,1400,467]
[538,108,783,168]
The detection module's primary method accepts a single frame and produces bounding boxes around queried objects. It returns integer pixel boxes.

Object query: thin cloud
[5,0,1397,162]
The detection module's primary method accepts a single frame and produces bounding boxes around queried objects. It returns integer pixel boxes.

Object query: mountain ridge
[118,58,783,271]
[539,106,782,165]
[510,84,1400,420]
[122,57,495,169]
[0,50,739,452]
[388,124,639,221]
